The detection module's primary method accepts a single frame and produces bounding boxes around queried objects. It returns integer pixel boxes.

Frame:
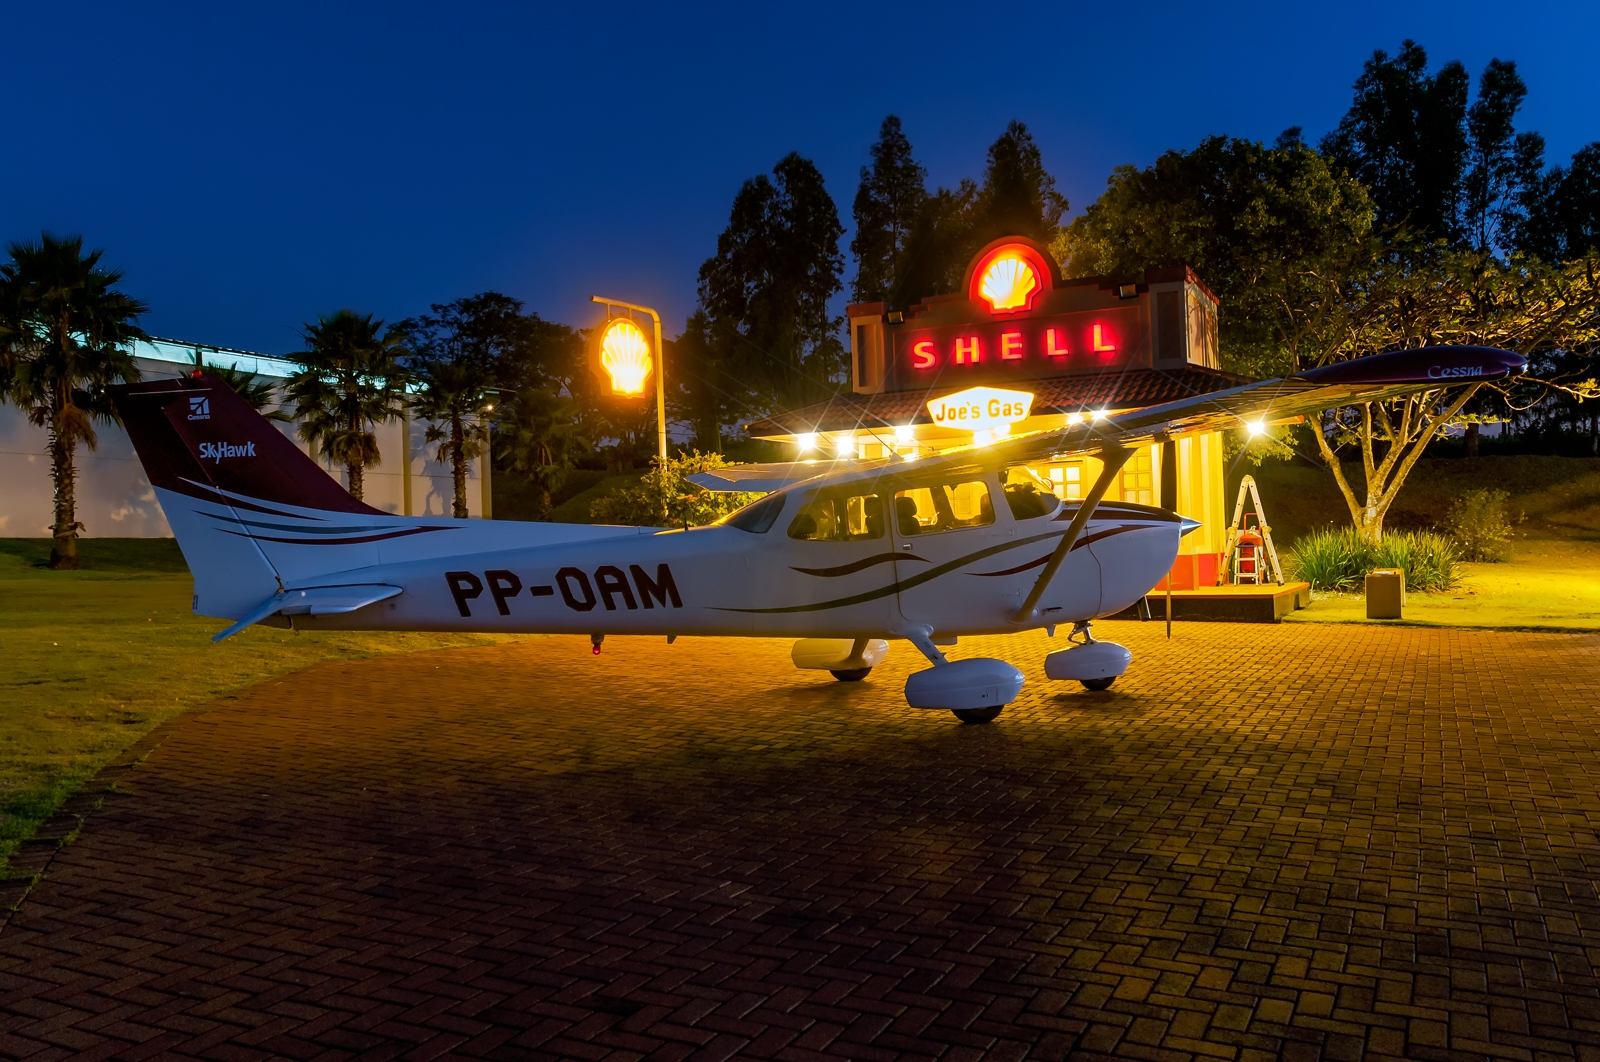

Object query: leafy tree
[851,115,928,304]
[889,180,980,308]
[1518,143,1600,261]
[395,294,533,518]
[697,152,847,413]
[589,451,759,528]
[494,385,589,520]
[670,310,744,452]
[1053,136,1375,377]
[0,234,147,569]
[1320,40,1470,243]
[204,363,290,422]
[286,310,406,502]
[1294,249,1599,541]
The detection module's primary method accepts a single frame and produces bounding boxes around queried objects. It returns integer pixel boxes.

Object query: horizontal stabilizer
[212,584,403,643]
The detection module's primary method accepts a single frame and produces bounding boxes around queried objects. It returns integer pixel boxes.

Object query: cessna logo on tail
[198,441,257,462]
[446,564,683,617]
[187,396,211,420]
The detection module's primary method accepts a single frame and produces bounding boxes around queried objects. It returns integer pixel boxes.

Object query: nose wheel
[1044,621,1132,690]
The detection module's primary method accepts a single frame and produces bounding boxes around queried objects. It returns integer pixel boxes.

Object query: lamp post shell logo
[599,318,652,395]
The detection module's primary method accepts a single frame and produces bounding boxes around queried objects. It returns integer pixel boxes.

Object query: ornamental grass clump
[1286,528,1459,593]
[1444,488,1518,562]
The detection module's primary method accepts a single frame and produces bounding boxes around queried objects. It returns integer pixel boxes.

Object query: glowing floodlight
[1247,420,1266,437]
[894,424,915,444]
[596,318,653,396]
[797,432,818,452]
[978,253,1040,313]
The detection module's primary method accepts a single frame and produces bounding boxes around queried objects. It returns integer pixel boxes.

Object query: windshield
[717,491,786,533]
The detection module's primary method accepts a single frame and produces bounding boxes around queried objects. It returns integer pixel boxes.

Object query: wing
[911,344,1525,475]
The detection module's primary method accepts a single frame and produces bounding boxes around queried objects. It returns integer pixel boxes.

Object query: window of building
[1037,463,1083,501]
[893,480,994,535]
[787,492,885,541]
[1002,466,1062,520]
[1119,447,1154,505]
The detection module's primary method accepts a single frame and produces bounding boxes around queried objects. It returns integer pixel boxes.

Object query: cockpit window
[1002,466,1063,520]
[893,480,995,535]
[719,491,785,533]
[787,492,886,541]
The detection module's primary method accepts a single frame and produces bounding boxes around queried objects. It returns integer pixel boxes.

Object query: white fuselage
[233,469,1184,641]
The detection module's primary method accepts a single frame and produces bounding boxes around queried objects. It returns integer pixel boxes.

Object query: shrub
[590,451,761,527]
[1443,488,1517,562]
[1283,527,1372,591]
[1285,528,1459,593]
[1372,532,1459,592]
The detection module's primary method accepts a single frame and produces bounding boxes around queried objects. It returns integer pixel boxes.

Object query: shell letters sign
[926,386,1035,433]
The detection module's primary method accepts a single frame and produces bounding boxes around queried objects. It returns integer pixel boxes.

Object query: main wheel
[830,667,872,681]
[1080,676,1116,691]
[951,706,1003,724]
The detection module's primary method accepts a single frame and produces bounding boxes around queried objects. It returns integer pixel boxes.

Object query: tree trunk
[537,483,553,522]
[1465,422,1480,458]
[1591,411,1597,457]
[347,462,364,500]
[450,416,468,519]
[48,420,80,570]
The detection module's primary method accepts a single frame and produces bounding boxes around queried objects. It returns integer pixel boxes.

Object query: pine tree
[696,153,846,412]
[850,116,928,304]
[974,120,1068,248]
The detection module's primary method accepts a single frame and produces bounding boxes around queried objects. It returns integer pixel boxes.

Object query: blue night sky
[3,1,1597,355]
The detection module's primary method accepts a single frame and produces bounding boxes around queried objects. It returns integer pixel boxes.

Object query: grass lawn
[0,538,522,880]
[1286,536,1600,630]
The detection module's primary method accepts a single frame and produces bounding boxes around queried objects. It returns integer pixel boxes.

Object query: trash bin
[1366,568,1405,619]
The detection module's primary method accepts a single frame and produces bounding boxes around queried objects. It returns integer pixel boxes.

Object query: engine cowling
[904,658,1025,710]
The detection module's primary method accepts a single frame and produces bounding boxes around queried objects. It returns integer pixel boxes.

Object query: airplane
[109,344,1524,724]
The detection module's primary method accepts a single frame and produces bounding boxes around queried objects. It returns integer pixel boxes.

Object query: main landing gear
[899,629,1025,725]
[1044,621,1132,690]
[792,638,889,683]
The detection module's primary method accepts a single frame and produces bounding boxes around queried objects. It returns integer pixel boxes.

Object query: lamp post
[590,295,667,464]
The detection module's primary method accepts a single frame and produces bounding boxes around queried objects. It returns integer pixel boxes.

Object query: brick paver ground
[3,622,1600,1060]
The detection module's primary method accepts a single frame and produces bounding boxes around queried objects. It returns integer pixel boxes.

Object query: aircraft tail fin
[108,372,386,619]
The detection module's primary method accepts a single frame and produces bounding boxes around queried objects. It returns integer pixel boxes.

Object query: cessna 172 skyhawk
[110,344,1522,723]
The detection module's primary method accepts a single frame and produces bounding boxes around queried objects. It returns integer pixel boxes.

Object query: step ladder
[1217,475,1285,586]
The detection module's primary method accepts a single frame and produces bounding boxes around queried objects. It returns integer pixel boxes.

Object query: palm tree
[285,311,405,500]
[406,356,497,518]
[495,387,589,520]
[0,234,147,569]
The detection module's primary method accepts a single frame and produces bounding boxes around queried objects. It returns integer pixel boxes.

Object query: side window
[1002,466,1063,521]
[893,480,995,535]
[787,492,886,541]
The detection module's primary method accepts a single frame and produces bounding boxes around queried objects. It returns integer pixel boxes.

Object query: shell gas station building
[743,237,1249,594]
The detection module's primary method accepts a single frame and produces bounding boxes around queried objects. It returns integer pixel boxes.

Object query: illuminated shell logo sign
[599,318,652,395]
[978,253,1039,313]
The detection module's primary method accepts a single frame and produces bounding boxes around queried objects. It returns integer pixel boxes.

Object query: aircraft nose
[1178,515,1202,537]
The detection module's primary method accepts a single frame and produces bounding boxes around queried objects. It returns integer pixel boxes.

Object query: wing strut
[1013,442,1133,623]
